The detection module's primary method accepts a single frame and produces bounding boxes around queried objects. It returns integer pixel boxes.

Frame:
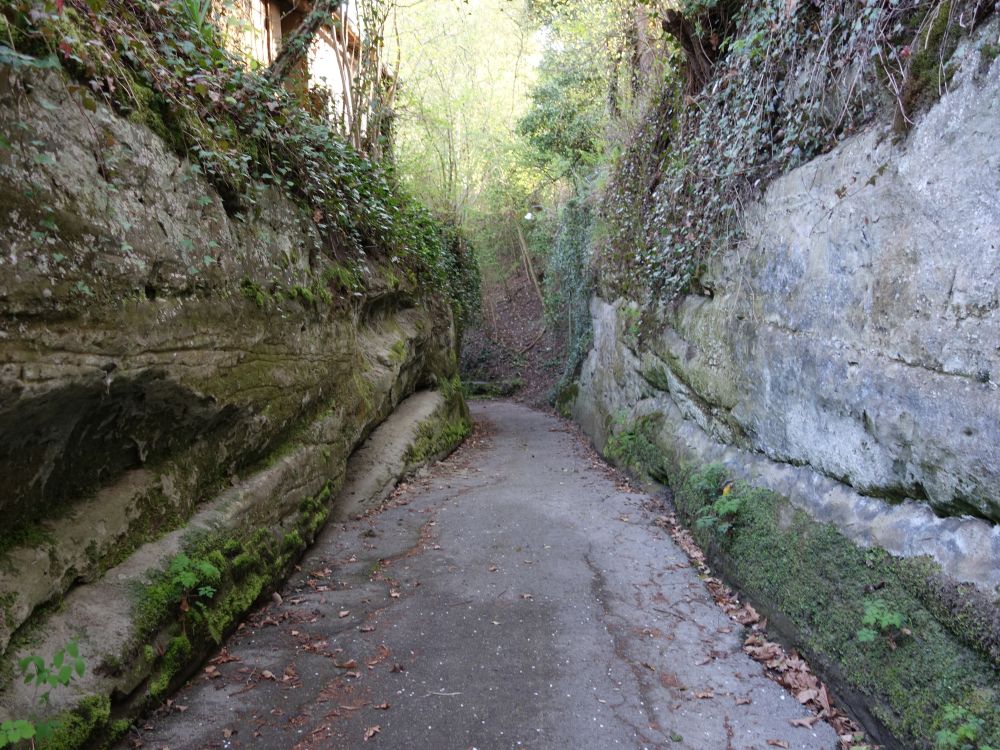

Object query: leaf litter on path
[653,511,870,750]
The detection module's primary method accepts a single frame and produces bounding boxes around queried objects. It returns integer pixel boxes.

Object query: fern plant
[167,553,221,631]
[695,481,742,535]
[856,598,909,649]
[935,704,997,750]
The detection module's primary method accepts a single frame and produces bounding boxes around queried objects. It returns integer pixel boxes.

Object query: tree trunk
[511,214,545,309]
[661,2,740,95]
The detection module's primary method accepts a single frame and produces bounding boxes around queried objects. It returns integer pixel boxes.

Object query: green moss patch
[553,382,579,418]
[404,401,471,467]
[604,414,670,483]
[672,464,999,749]
[39,694,131,750]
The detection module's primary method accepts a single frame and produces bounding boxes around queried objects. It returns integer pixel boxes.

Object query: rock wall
[573,27,1000,591]
[0,68,468,743]
[570,29,1000,747]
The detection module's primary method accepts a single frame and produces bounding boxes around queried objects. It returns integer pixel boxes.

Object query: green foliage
[0,719,35,747]
[857,598,906,644]
[0,0,478,323]
[0,641,87,748]
[543,190,596,402]
[604,413,669,482]
[598,0,982,303]
[694,485,743,535]
[672,464,1000,748]
[517,38,606,172]
[173,0,215,42]
[168,553,220,593]
[936,704,998,750]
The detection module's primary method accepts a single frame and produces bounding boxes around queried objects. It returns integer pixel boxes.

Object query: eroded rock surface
[574,28,1000,589]
[0,65,468,739]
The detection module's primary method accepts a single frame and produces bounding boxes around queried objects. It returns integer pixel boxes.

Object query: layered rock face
[573,31,1000,591]
[0,68,468,734]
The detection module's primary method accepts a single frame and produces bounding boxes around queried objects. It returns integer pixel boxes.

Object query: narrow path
[126,401,837,750]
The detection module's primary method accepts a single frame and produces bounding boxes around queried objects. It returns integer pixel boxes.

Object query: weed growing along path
[123,401,837,750]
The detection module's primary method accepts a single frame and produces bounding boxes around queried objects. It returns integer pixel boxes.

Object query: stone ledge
[0,385,469,747]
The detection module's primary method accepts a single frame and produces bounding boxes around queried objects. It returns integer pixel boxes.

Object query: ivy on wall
[598,0,993,303]
[0,0,479,322]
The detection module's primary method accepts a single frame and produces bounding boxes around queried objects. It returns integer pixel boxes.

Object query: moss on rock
[604,414,670,483]
[670,464,999,748]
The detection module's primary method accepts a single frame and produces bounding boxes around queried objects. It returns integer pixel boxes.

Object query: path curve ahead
[129,401,837,750]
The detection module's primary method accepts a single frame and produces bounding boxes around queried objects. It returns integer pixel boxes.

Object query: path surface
[126,401,837,750]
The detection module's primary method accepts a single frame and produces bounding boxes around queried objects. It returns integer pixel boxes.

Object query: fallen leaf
[790,716,819,728]
[335,659,358,670]
[736,696,752,705]
[389,591,401,599]
[695,690,714,699]
[488,565,498,572]
[261,670,276,681]
[222,728,235,738]
[210,649,239,665]
[374,702,390,710]
[339,610,350,618]
[766,741,789,748]
[817,685,833,714]
[389,663,406,673]
[363,725,380,741]
[359,624,376,632]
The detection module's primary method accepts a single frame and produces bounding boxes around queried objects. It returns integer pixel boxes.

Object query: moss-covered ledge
[0,385,470,750]
[662,459,998,749]
[586,386,999,748]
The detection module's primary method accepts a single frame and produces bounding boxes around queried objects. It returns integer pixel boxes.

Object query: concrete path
[125,401,837,750]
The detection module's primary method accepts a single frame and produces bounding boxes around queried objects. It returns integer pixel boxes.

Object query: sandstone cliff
[0,66,469,745]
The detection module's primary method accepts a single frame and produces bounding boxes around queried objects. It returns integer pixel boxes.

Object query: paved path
[127,401,837,750]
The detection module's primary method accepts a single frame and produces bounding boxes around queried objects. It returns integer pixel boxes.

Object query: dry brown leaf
[736,696,752,705]
[818,685,833,714]
[694,690,714,699]
[339,610,350,618]
[261,670,276,681]
[363,725,380,741]
[210,650,239,665]
[335,659,358,670]
[374,702,390,710]
[790,716,819,728]
[767,741,789,748]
